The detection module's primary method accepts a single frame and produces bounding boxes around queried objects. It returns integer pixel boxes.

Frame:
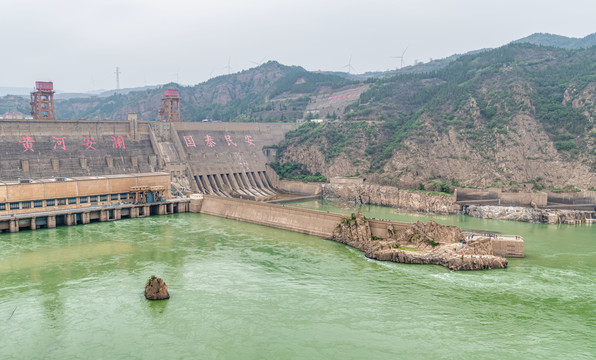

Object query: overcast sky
[2,0,595,92]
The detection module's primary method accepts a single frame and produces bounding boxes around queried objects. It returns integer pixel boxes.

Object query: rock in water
[144,276,170,300]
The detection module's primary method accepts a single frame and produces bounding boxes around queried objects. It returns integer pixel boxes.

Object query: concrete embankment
[192,196,523,270]
[466,205,596,224]
[195,195,410,239]
[323,183,459,214]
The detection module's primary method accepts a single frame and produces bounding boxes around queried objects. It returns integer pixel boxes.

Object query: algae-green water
[0,200,594,359]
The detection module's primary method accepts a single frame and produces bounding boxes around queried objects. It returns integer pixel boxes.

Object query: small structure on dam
[159,89,181,122]
[30,81,56,120]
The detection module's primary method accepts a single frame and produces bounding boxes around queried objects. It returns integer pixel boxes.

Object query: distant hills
[1,33,595,190]
[513,32,596,49]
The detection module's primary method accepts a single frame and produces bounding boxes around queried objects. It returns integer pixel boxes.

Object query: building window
[22,201,31,209]
[57,198,66,206]
[0,203,5,211]
[120,193,128,200]
[80,197,88,204]
[100,195,108,202]
[68,197,77,205]
[34,200,43,208]
[46,199,55,206]
[10,202,20,210]
[90,196,98,203]
[111,194,119,200]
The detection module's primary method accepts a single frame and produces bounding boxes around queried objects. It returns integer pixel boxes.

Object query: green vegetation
[406,189,452,196]
[408,232,423,243]
[277,121,376,162]
[393,246,420,251]
[425,239,440,247]
[145,275,156,287]
[268,161,327,182]
[550,186,581,193]
[341,213,363,226]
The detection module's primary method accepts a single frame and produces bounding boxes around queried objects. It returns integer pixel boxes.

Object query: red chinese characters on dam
[224,135,237,147]
[83,136,97,150]
[204,135,216,147]
[19,136,35,152]
[111,136,126,149]
[52,136,66,150]
[183,135,196,147]
[245,135,255,146]
[181,134,257,148]
[17,136,127,152]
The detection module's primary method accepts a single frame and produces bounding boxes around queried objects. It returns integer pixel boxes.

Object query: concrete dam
[0,117,297,200]
[0,117,523,268]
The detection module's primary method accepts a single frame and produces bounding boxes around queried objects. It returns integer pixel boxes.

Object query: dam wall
[0,119,157,180]
[0,119,298,201]
[151,121,297,199]
[194,196,522,258]
[196,195,410,239]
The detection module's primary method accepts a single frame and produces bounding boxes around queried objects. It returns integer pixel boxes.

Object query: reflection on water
[0,204,594,359]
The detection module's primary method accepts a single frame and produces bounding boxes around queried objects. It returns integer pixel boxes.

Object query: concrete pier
[0,199,189,233]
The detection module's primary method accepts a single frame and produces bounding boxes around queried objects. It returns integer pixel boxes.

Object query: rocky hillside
[59,62,354,122]
[276,43,596,190]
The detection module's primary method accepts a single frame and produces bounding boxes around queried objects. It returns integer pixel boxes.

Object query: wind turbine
[250,57,267,67]
[222,56,232,75]
[343,54,356,74]
[391,46,409,69]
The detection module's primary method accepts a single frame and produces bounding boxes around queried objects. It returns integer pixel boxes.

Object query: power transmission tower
[115,66,121,92]
[225,57,232,75]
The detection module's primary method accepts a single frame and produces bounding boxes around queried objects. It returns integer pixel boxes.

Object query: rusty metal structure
[30,81,56,120]
[129,185,166,203]
[158,89,181,122]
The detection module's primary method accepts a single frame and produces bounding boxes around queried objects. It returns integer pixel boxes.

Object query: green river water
[0,199,594,359]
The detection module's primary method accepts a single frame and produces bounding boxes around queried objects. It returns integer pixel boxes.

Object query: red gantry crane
[159,89,181,122]
[30,81,56,120]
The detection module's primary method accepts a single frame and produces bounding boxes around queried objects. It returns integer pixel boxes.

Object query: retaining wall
[500,192,548,206]
[547,191,596,205]
[277,180,322,195]
[196,195,409,239]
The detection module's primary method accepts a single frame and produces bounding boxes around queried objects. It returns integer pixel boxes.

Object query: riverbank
[322,183,459,214]
[321,183,595,224]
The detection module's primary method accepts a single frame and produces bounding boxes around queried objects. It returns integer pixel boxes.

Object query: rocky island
[332,213,508,271]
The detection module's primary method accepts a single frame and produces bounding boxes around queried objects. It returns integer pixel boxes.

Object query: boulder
[144,276,170,300]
